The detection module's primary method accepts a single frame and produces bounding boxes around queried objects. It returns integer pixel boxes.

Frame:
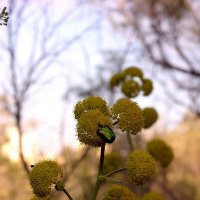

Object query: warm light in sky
[1,126,59,163]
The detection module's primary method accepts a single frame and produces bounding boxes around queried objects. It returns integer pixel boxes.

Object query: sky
[0,0,188,162]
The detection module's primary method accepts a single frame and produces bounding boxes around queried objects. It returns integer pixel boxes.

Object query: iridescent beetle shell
[97,125,115,143]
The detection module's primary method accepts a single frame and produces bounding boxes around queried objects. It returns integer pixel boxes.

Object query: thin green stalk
[104,167,127,177]
[63,188,74,200]
[127,132,134,151]
[90,143,105,200]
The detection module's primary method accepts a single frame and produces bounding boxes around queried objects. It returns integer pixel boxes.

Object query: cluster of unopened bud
[109,66,153,98]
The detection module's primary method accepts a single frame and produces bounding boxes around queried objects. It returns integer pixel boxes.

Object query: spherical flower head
[29,160,64,197]
[74,96,110,120]
[77,109,113,147]
[143,107,158,128]
[147,138,174,168]
[109,72,125,87]
[123,67,143,79]
[121,80,141,98]
[127,150,156,185]
[30,196,52,200]
[111,98,144,135]
[103,152,122,174]
[142,192,165,200]
[103,185,138,200]
[142,79,153,96]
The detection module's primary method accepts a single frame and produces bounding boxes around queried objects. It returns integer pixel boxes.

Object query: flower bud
[147,138,174,168]
[143,107,158,128]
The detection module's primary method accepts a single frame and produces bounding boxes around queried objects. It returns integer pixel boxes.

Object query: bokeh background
[0,0,200,199]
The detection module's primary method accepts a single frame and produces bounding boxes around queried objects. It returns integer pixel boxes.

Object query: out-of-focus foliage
[103,152,122,175]
[147,138,174,168]
[103,184,138,200]
[142,191,165,200]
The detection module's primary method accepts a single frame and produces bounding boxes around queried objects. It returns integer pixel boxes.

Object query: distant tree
[0,7,9,26]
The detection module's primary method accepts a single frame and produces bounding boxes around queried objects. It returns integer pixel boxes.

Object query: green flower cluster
[109,67,153,98]
[111,98,144,135]
[29,160,64,197]
[143,107,158,128]
[142,192,165,200]
[147,138,174,168]
[103,185,137,200]
[127,150,156,185]
[74,96,112,147]
[103,152,122,174]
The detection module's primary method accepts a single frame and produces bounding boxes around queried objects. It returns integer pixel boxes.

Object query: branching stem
[104,167,127,177]
[63,188,74,200]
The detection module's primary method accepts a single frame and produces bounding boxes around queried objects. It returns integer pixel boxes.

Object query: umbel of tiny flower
[77,109,113,147]
[147,138,174,168]
[74,96,110,120]
[29,160,64,197]
[111,98,144,135]
[30,196,52,200]
[103,184,138,200]
[103,152,122,174]
[109,72,125,87]
[127,150,156,185]
[143,107,158,128]
[121,79,140,98]
[142,79,153,96]
[142,192,165,200]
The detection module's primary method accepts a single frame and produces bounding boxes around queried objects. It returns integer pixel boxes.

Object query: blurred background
[0,0,200,199]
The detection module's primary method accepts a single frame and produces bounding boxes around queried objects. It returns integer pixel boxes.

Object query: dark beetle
[97,125,115,143]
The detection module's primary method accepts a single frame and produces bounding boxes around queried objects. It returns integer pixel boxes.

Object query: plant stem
[127,132,134,151]
[113,120,118,126]
[104,167,127,177]
[90,143,105,200]
[63,188,74,200]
